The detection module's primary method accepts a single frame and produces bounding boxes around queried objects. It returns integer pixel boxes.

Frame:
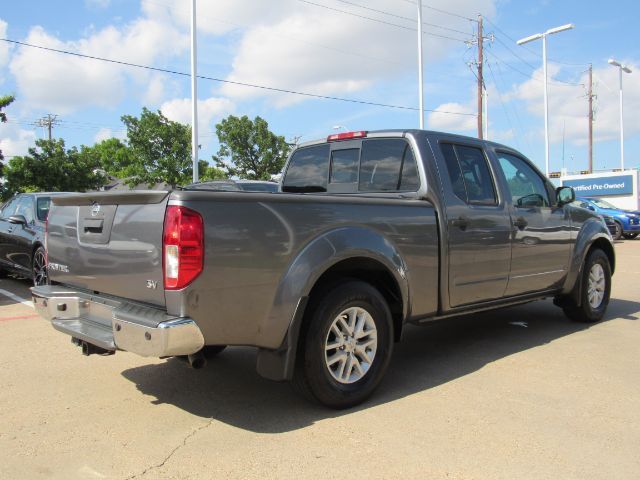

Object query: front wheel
[293,281,393,409]
[562,249,611,323]
[612,222,623,240]
[32,246,48,287]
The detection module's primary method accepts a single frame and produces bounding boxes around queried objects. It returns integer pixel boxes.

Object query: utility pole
[34,114,59,140]
[587,64,594,173]
[477,14,484,139]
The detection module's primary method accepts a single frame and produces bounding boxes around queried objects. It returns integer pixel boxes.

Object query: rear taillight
[163,206,204,290]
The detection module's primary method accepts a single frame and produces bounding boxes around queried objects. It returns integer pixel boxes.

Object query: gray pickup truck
[32,129,614,408]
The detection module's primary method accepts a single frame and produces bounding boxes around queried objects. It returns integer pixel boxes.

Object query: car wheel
[612,221,623,240]
[32,246,48,287]
[293,280,393,409]
[622,233,638,240]
[562,249,611,323]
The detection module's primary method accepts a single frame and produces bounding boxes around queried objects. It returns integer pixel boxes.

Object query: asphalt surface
[1,240,639,480]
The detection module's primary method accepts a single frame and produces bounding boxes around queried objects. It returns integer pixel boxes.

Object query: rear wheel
[32,246,47,287]
[623,232,638,240]
[612,222,623,240]
[562,249,611,323]
[293,280,393,409]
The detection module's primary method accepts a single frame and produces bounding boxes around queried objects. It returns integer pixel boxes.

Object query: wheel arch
[256,226,409,381]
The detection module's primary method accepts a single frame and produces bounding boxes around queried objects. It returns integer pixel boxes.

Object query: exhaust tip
[187,352,207,369]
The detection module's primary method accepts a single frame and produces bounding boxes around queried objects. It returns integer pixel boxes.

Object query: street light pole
[191,0,199,183]
[417,0,424,129]
[608,58,632,170]
[517,23,574,176]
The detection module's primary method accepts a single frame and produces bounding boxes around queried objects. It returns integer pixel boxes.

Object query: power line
[0,38,477,117]
[398,0,477,22]
[334,0,473,36]
[483,17,589,68]
[295,0,471,43]
[486,50,583,87]
[34,114,60,140]
[144,0,406,68]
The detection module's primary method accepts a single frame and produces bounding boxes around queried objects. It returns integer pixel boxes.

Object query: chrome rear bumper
[31,285,204,357]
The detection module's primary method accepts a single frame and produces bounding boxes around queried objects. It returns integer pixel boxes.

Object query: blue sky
[1,0,638,175]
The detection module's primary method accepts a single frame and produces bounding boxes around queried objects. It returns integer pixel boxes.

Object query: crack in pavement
[123,418,215,480]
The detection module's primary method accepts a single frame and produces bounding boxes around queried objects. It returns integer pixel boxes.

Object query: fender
[256,226,409,381]
[560,217,615,305]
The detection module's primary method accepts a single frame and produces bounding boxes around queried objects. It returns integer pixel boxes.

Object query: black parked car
[0,192,66,285]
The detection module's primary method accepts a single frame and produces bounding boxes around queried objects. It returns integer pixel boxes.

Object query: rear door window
[282,144,330,193]
[440,143,497,205]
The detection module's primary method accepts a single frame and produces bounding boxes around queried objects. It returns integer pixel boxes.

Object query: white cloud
[511,63,640,145]
[0,19,10,68]
[9,12,188,114]
[210,0,496,106]
[427,100,477,132]
[159,96,235,133]
[0,123,36,159]
[93,127,125,143]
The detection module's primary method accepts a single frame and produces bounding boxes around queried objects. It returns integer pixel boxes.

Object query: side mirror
[587,205,596,211]
[516,193,544,208]
[556,186,575,206]
[8,214,27,225]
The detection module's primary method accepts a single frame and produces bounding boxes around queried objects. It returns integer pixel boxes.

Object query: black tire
[202,345,226,358]
[293,280,393,409]
[612,222,623,240]
[32,246,48,287]
[622,233,638,240]
[562,249,611,323]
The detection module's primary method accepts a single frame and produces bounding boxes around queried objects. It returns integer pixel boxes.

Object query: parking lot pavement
[0,241,639,480]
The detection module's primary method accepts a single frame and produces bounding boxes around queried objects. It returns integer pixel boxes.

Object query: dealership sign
[562,175,633,196]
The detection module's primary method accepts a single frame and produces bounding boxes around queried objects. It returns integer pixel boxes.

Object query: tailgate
[47,191,170,307]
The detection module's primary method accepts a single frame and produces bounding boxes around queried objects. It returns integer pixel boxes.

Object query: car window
[359,139,419,192]
[282,144,330,193]
[496,152,549,208]
[440,143,497,205]
[330,149,359,184]
[36,197,52,221]
[0,197,20,218]
[15,196,35,223]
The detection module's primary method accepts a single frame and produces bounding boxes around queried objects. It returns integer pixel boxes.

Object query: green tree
[197,160,228,182]
[80,137,136,179]
[121,108,194,188]
[213,115,290,180]
[0,95,16,163]
[3,139,106,198]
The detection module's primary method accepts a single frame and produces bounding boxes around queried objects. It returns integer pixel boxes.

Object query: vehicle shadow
[121,297,639,433]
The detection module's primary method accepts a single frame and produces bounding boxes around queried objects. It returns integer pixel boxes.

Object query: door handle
[453,215,469,231]
[513,217,528,230]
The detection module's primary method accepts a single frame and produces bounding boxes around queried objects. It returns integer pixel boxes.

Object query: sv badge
[146,280,158,290]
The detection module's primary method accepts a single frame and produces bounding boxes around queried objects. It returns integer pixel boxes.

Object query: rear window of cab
[282,139,419,193]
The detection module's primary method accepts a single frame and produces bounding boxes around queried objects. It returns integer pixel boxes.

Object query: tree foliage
[80,137,136,179]
[121,108,194,188]
[0,94,15,163]
[213,115,290,180]
[3,139,106,198]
